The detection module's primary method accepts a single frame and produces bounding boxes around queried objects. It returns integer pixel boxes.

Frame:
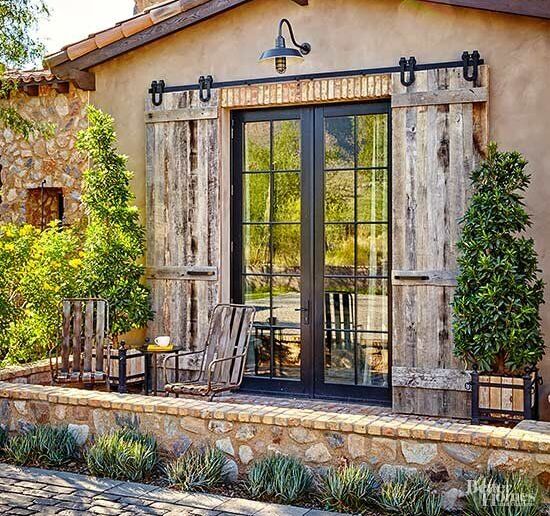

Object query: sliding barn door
[391,65,489,418]
[145,90,220,351]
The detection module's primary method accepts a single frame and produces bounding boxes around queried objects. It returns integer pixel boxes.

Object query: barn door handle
[198,75,213,102]
[394,274,430,280]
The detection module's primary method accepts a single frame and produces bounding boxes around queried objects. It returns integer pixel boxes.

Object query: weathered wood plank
[391,86,488,108]
[392,366,471,391]
[392,269,457,287]
[71,302,82,378]
[145,90,220,352]
[145,107,218,124]
[393,386,470,419]
[61,301,71,375]
[391,65,489,417]
[83,300,94,375]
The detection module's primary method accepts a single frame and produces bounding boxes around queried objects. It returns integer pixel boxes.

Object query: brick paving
[0,463,344,516]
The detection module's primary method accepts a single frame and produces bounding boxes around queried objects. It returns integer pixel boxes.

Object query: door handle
[295,300,310,325]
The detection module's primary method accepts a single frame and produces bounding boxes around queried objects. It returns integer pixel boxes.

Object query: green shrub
[165,447,228,492]
[465,472,543,516]
[378,471,442,516]
[453,143,545,373]
[246,454,313,505]
[319,464,379,514]
[0,222,82,365]
[4,425,78,467]
[85,427,159,481]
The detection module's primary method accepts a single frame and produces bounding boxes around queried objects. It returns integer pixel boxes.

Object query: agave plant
[246,454,314,505]
[378,471,443,516]
[319,463,380,514]
[4,425,79,467]
[165,446,228,492]
[465,471,543,516]
[85,427,159,481]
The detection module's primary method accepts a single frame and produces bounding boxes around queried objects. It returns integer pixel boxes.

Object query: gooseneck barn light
[260,19,311,74]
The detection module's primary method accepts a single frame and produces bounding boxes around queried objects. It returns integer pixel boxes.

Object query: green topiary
[465,471,543,516]
[165,447,228,492]
[246,454,313,505]
[378,471,442,516]
[4,424,79,467]
[85,427,159,481]
[319,463,379,514]
[453,143,545,373]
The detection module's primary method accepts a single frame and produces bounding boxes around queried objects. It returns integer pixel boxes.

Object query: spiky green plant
[4,425,78,467]
[465,472,543,516]
[246,454,314,505]
[165,447,228,492]
[319,464,380,514]
[85,427,159,481]
[378,471,443,516]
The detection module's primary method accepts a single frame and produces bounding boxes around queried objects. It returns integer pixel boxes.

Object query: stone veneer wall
[0,367,549,508]
[0,84,88,225]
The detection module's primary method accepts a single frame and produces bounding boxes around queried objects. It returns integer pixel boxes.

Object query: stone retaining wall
[0,379,549,509]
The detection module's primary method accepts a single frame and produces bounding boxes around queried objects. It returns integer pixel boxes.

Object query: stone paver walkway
[0,463,343,516]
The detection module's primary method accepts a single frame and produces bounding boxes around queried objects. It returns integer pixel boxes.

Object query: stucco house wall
[87,0,550,417]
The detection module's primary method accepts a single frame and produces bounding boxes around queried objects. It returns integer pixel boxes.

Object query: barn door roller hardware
[150,80,165,106]
[462,50,481,82]
[198,75,213,102]
[146,55,484,96]
[399,56,417,87]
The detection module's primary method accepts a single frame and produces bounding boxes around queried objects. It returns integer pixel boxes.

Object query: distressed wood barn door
[391,65,489,418]
[145,90,220,351]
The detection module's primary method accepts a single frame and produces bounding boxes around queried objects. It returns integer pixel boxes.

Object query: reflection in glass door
[232,103,390,402]
[314,104,390,400]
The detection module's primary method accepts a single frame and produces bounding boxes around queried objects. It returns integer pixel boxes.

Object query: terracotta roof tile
[6,69,58,83]
[46,0,210,67]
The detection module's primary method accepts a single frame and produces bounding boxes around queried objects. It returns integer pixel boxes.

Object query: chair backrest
[55,298,110,381]
[201,304,256,386]
[325,291,355,350]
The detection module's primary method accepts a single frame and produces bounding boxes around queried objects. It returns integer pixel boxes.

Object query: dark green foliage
[0,426,7,451]
[453,143,545,373]
[378,471,443,516]
[165,447,228,492]
[246,454,313,504]
[4,424,78,467]
[77,106,153,342]
[319,463,379,514]
[465,472,543,516]
[85,427,159,481]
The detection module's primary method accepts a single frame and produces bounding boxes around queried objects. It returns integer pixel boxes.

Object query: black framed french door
[231,102,391,403]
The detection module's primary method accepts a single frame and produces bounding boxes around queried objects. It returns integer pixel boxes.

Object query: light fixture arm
[278,18,311,55]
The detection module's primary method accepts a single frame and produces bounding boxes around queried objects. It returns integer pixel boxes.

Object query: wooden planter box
[468,367,542,426]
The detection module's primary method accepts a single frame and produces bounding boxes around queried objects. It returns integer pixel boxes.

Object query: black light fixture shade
[260,19,311,74]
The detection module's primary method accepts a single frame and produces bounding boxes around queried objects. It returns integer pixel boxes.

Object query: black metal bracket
[198,75,213,102]
[399,56,417,87]
[149,80,165,106]
[462,50,481,83]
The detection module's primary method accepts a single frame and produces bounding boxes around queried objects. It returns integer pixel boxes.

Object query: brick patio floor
[0,463,345,516]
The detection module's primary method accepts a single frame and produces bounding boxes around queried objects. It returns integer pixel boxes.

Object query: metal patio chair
[163,304,256,401]
[50,298,111,389]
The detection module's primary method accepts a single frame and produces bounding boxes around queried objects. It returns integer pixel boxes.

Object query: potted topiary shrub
[453,143,544,425]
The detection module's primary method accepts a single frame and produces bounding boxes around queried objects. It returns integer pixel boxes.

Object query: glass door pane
[322,110,390,389]
[239,116,303,382]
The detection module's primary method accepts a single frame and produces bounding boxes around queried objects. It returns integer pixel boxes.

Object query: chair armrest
[162,349,206,385]
[206,353,248,387]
